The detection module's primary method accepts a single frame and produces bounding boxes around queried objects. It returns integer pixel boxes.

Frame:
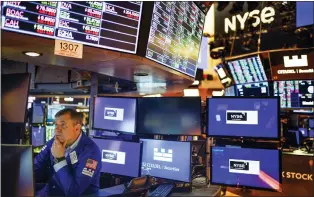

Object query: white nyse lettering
[224,7,275,33]
[261,7,275,24]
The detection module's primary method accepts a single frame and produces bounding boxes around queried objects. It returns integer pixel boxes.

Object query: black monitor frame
[93,137,143,178]
[136,96,202,136]
[206,96,281,140]
[92,96,138,135]
[209,145,283,192]
[140,138,192,183]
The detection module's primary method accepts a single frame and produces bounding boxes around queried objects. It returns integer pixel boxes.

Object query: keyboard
[148,184,174,197]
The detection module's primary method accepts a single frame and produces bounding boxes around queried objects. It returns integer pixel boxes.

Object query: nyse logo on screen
[229,159,260,175]
[153,148,173,162]
[104,107,124,121]
[102,150,126,165]
[226,110,258,125]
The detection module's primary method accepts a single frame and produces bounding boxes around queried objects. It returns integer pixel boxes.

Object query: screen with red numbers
[1,1,142,53]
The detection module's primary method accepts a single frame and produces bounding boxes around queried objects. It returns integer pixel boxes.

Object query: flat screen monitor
[214,64,233,88]
[224,86,235,96]
[140,139,191,182]
[137,97,201,136]
[207,97,280,139]
[92,138,142,177]
[145,2,206,77]
[47,105,65,123]
[1,2,143,54]
[296,1,314,27]
[235,82,269,97]
[1,145,34,196]
[273,80,314,108]
[210,146,281,191]
[228,55,267,84]
[1,73,30,123]
[31,127,45,147]
[32,103,45,124]
[93,97,137,134]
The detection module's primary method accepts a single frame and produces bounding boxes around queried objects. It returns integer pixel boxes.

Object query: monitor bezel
[140,138,192,183]
[136,96,202,136]
[206,96,281,140]
[92,96,138,135]
[92,137,143,178]
[209,145,283,192]
[30,126,46,147]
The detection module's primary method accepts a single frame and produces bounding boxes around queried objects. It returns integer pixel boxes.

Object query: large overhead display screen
[1,1,142,53]
[145,2,205,77]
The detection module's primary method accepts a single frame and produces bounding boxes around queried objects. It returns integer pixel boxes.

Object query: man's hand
[51,137,67,159]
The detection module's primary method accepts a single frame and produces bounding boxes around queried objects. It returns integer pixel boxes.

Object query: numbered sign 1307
[54,39,83,59]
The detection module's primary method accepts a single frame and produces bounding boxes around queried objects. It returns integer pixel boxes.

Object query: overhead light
[139,93,146,96]
[23,51,42,57]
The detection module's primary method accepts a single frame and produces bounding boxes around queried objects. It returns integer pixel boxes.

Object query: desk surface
[171,185,221,196]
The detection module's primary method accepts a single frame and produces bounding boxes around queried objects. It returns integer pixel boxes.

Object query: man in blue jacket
[35,108,102,196]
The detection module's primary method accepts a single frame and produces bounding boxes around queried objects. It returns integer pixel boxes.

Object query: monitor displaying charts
[273,80,314,108]
[211,146,281,191]
[32,103,45,124]
[140,139,191,182]
[145,2,206,77]
[1,2,143,54]
[93,97,137,134]
[207,97,279,139]
[47,105,65,123]
[228,55,268,84]
[92,138,142,177]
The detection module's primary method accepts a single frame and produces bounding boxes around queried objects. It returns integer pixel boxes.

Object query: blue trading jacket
[35,132,102,196]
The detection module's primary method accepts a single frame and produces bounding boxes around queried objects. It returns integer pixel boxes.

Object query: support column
[88,72,98,136]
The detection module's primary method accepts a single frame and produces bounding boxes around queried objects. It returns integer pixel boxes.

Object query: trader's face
[55,114,80,144]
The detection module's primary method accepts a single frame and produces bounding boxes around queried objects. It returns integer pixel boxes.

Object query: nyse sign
[224,7,275,33]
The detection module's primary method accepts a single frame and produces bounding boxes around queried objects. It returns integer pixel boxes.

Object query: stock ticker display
[274,80,314,108]
[228,56,268,84]
[146,2,205,77]
[1,1,142,53]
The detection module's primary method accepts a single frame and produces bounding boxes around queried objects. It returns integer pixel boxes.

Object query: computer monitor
[31,126,45,147]
[1,144,34,196]
[210,146,281,191]
[32,103,45,124]
[207,97,280,139]
[273,80,314,108]
[92,138,142,177]
[235,82,269,97]
[224,86,236,96]
[296,1,314,27]
[47,105,65,123]
[137,97,201,136]
[93,97,137,134]
[227,55,268,84]
[140,139,191,183]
